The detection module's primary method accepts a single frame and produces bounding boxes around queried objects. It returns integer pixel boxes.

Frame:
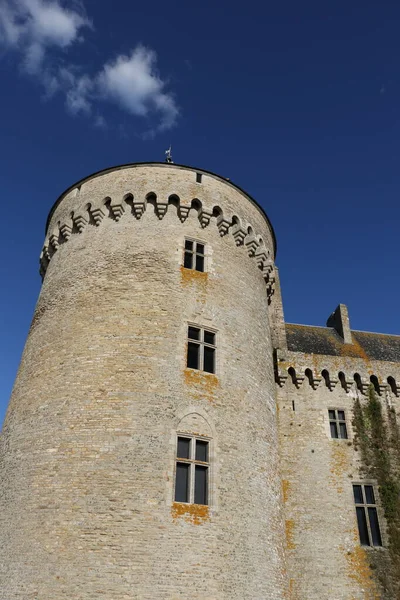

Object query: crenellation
[37,181,277,302]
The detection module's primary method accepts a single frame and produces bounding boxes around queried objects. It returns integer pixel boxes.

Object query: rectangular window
[183,239,206,272]
[175,436,210,505]
[329,409,348,439]
[175,462,190,503]
[187,325,216,374]
[353,484,382,547]
[196,172,202,183]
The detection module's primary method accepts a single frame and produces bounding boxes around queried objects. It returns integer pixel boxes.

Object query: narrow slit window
[183,239,206,272]
[196,172,202,183]
[174,436,210,505]
[329,409,348,439]
[353,483,382,547]
[187,325,216,374]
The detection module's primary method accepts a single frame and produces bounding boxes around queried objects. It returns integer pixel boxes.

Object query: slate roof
[285,324,400,362]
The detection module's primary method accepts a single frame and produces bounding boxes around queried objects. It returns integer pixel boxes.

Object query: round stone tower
[0,163,286,599]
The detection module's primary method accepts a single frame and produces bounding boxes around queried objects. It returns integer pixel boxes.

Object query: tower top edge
[46,162,277,255]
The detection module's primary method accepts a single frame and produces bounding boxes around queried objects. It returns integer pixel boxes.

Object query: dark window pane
[175,463,190,502]
[195,255,204,272]
[196,173,202,183]
[204,346,215,373]
[184,251,193,269]
[330,422,338,439]
[177,437,190,459]
[353,485,363,504]
[338,410,345,421]
[196,440,208,462]
[194,466,208,505]
[187,342,200,369]
[328,410,336,420]
[356,507,370,546]
[204,330,215,345]
[188,326,200,340]
[365,485,375,505]
[185,239,193,250]
[339,422,348,439]
[368,508,382,546]
[196,243,205,255]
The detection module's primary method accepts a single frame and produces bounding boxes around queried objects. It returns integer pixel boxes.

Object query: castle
[1,162,399,599]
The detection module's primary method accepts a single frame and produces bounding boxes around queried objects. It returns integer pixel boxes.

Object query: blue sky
[1,0,400,425]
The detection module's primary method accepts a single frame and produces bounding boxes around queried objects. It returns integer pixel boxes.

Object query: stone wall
[0,164,286,599]
[277,349,400,600]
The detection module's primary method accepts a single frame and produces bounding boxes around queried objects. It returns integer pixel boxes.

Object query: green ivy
[352,385,400,598]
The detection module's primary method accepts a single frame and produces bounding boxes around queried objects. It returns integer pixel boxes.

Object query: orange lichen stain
[171,502,209,525]
[180,266,208,303]
[285,519,296,550]
[282,479,290,504]
[288,578,299,600]
[344,539,380,600]
[183,368,219,403]
[329,443,350,494]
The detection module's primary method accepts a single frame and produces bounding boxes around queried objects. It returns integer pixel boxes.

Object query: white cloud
[96,46,179,131]
[0,0,91,72]
[0,1,179,134]
[57,45,179,133]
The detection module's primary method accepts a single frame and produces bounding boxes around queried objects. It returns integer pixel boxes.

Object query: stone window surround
[328,407,349,440]
[183,237,207,272]
[174,434,211,505]
[166,408,218,513]
[186,323,218,375]
[352,481,384,548]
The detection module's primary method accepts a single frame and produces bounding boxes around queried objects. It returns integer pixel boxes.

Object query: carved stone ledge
[49,234,60,251]
[245,235,259,257]
[327,377,339,391]
[73,214,87,233]
[156,203,168,220]
[133,201,145,219]
[198,209,213,228]
[310,376,322,390]
[293,374,305,388]
[60,223,72,241]
[254,247,269,270]
[217,215,230,237]
[276,371,289,387]
[178,206,191,222]
[110,203,125,222]
[91,207,105,226]
[231,224,247,246]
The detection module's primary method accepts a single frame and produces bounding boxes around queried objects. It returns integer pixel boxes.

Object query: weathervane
[165,145,173,164]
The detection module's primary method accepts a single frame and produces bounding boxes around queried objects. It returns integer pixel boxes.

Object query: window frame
[353,483,383,547]
[174,435,210,505]
[186,324,217,374]
[183,238,207,273]
[328,408,348,439]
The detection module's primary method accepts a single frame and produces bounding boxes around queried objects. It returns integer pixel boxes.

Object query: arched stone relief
[177,412,213,438]
[40,191,276,301]
[276,365,399,397]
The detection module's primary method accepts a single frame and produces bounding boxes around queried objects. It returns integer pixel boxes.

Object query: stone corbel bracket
[40,192,276,301]
[276,365,400,397]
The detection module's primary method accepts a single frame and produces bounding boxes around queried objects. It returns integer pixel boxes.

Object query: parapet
[40,162,277,300]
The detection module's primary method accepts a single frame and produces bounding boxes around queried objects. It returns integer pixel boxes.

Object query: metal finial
[165,145,173,163]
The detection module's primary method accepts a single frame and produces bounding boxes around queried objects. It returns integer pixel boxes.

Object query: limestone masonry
[1,162,399,599]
